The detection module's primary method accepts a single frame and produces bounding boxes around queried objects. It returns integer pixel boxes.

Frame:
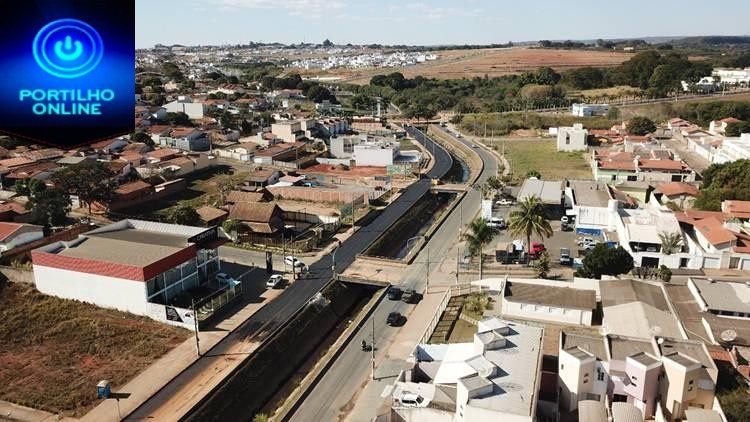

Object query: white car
[284,256,307,270]
[496,199,514,206]
[561,216,569,224]
[216,272,240,287]
[266,274,283,288]
[577,237,599,250]
[397,394,425,407]
[488,217,506,229]
[471,143,478,148]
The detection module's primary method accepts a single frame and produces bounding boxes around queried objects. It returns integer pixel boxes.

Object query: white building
[391,318,543,422]
[557,123,588,152]
[352,142,399,167]
[712,67,750,85]
[711,133,750,164]
[572,103,609,117]
[163,96,206,120]
[32,220,226,328]
[502,281,597,326]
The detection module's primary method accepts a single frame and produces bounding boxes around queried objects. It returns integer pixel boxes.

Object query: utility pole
[282,231,287,275]
[456,247,460,285]
[426,242,430,290]
[371,318,376,380]
[191,299,200,356]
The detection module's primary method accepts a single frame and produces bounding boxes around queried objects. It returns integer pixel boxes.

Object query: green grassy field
[485,138,593,181]
[0,282,189,416]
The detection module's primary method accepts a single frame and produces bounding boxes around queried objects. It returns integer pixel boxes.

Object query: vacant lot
[485,138,592,181]
[0,282,188,416]
[340,47,633,84]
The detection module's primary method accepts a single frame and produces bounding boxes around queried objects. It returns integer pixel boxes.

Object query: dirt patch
[304,164,387,177]
[0,282,189,416]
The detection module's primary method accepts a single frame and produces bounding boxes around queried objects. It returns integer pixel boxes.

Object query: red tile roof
[147,148,180,160]
[599,160,636,171]
[720,117,741,123]
[169,128,198,138]
[638,159,686,171]
[114,180,152,195]
[695,217,736,246]
[0,222,24,242]
[722,200,750,219]
[656,182,699,198]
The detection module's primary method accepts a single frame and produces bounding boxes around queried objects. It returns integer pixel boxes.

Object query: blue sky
[135,0,750,48]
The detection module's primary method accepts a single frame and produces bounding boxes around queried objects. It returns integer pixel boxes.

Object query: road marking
[380,385,393,398]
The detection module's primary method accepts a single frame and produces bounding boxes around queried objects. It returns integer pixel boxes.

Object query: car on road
[216,272,240,287]
[576,237,599,250]
[387,286,402,300]
[471,143,477,148]
[401,289,417,303]
[488,217,506,229]
[387,312,403,326]
[559,247,572,266]
[456,133,462,138]
[496,198,514,206]
[284,256,307,270]
[266,274,283,289]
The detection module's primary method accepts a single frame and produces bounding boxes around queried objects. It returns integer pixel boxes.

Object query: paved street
[661,138,710,174]
[123,126,454,421]
[289,125,498,421]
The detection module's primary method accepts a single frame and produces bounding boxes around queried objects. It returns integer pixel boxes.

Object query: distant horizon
[135,0,750,49]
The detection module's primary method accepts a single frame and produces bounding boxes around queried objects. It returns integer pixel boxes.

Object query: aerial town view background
[1,0,750,421]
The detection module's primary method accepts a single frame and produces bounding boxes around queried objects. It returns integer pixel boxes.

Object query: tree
[659,231,683,255]
[322,39,334,48]
[15,178,46,197]
[626,116,656,135]
[252,414,269,422]
[657,265,672,283]
[525,170,542,179]
[51,161,117,214]
[718,386,750,422]
[219,111,235,129]
[725,121,750,137]
[534,251,551,278]
[485,175,503,191]
[507,196,553,255]
[463,217,499,279]
[26,188,71,227]
[574,245,634,279]
[165,111,192,126]
[694,159,750,210]
[131,131,155,147]
[607,106,621,120]
[167,204,201,226]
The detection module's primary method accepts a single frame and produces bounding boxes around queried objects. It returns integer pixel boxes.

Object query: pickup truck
[529,242,546,259]
[559,248,572,266]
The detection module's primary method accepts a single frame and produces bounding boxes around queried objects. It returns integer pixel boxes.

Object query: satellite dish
[650,326,662,336]
[721,330,738,342]
[599,324,610,336]
[657,337,665,345]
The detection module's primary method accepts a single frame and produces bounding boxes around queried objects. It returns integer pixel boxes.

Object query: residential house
[710,133,750,164]
[243,169,281,188]
[688,278,750,320]
[196,206,228,226]
[0,201,32,223]
[159,128,211,152]
[654,182,700,209]
[558,331,718,421]
[591,150,695,184]
[271,120,306,143]
[252,142,306,165]
[225,190,271,204]
[391,317,543,422]
[228,203,284,236]
[101,180,155,211]
[352,140,400,167]
[163,96,206,120]
[502,281,597,326]
[572,103,609,117]
[708,117,741,135]
[90,138,129,155]
[557,123,588,152]
[0,222,44,252]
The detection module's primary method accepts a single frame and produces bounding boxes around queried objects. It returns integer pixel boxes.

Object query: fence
[0,266,34,284]
[267,186,369,205]
[417,283,489,344]
[194,282,244,323]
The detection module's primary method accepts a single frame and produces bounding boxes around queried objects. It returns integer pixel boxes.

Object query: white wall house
[711,133,750,164]
[557,123,588,152]
[163,96,206,120]
[502,281,596,326]
[352,143,399,167]
[572,103,609,117]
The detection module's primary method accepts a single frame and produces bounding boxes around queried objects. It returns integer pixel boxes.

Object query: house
[563,180,619,236]
[502,281,597,325]
[0,200,32,223]
[557,123,588,152]
[158,128,211,152]
[559,331,718,421]
[711,67,750,85]
[196,206,228,226]
[243,169,281,188]
[711,133,750,164]
[163,96,206,120]
[90,138,129,154]
[252,142,306,165]
[225,190,271,204]
[672,209,750,270]
[57,156,96,167]
[571,103,609,117]
[147,148,181,163]
[391,317,543,422]
[271,120,306,143]
[721,200,750,220]
[708,117,741,135]
[0,222,44,252]
[352,140,400,167]
[32,220,226,327]
[228,203,284,235]
[688,278,750,320]
[592,150,695,184]
[600,279,686,339]
[654,182,700,209]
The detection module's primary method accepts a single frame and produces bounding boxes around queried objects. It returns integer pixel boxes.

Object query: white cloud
[211,0,345,15]
[401,2,481,19]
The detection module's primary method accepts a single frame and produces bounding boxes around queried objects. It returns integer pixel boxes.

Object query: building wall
[164,101,204,119]
[0,230,44,251]
[557,127,588,152]
[392,407,455,422]
[34,265,148,315]
[463,405,532,422]
[353,146,396,167]
[503,300,592,326]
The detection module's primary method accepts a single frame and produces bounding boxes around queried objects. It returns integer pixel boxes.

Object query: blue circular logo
[32,19,104,79]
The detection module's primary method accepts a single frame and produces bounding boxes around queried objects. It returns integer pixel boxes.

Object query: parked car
[560,248,572,266]
[401,289,417,303]
[496,198,514,206]
[387,286,402,300]
[266,274,283,288]
[488,217,506,229]
[529,242,546,258]
[456,133,462,138]
[397,394,425,407]
[561,221,572,231]
[284,256,307,270]
[471,143,478,148]
[387,311,403,326]
[576,237,599,249]
[216,272,240,287]
[561,216,569,224]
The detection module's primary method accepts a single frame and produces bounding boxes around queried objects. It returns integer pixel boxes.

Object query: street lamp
[331,240,342,280]
[405,235,430,289]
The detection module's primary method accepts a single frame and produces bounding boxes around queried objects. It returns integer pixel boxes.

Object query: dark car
[387,312,402,326]
[386,287,402,300]
[401,289,417,303]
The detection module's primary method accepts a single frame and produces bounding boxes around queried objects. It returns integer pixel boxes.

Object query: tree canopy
[725,121,750,137]
[626,116,656,135]
[26,187,71,227]
[51,161,117,214]
[694,159,750,210]
[574,245,634,279]
[167,205,201,226]
[507,196,553,253]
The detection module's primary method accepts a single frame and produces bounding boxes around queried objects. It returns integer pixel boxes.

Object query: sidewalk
[82,287,283,422]
[0,401,72,422]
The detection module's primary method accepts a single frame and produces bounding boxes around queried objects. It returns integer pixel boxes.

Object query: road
[289,125,498,422]
[128,126,453,421]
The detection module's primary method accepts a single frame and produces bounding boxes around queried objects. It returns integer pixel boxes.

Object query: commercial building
[688,278,750,319]
[517,178,563,206]
[572,103,609,117]
[711,67,750,85]
[502,281,597,326]
[391,317,543,422]
[559,331,718,421]
[557,123,588,152]
[32,220,225,327]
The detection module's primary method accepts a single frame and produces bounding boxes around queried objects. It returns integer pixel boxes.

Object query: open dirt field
[0,282,188,416]
[304,163,387,177]
[327,47,633,84]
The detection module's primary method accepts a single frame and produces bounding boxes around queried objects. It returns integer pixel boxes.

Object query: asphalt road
[177,126,453,419]
[289,125,498,422]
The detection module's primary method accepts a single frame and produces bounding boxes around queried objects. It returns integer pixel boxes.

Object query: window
[597,371,604,381]
[560,364,564,370]
[689,380,694,385]
[583,379,588,384]
[566,134,570,145]
[631,375,638,381]
[627,175,638,181]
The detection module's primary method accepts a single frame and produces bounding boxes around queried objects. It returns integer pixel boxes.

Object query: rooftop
[655,182,700,198]
[627,352,660,367]
[560,332,608,361]
[518,179,563,205]
[690,278,750,315]
[505,281,596,310]
[570,181,612,207]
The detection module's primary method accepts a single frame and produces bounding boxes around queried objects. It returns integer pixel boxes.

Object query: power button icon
[33,19,104,79]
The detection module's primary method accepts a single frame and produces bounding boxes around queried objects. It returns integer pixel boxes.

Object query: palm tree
[463,217,499,280]
[659,231,683,255]
[507,195,554,260]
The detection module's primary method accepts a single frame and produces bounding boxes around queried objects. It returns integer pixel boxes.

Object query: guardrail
[417,283,490,344]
